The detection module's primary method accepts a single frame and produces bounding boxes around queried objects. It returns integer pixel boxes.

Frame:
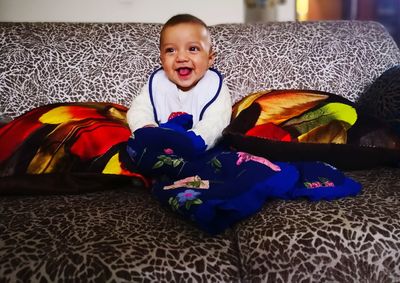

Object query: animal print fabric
[1,170,399,282]
[1,21,400,120]
[0,187,241,282]
[236,167,400,282]
[211,21,400,106]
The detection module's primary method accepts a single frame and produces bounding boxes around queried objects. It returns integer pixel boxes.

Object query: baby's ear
[208,50,216,67]
[159,55,164,67]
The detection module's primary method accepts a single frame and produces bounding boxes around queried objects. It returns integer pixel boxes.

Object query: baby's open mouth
[177,67,192,76]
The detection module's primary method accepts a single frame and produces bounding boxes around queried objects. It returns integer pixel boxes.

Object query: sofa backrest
[1,21,399,119]
[211,21,400,104]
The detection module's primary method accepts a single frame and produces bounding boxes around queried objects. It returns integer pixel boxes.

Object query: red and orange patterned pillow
[0,102,149,194]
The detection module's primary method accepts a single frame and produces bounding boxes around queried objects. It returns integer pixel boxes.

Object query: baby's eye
[165,47,175,53]
[189,46,200,52]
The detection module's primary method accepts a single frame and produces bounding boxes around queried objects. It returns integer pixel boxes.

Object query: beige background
[0,0,295,24]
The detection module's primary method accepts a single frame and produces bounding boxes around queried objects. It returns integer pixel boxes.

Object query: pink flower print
[304,179,335,189]
[304,181,322,189]
[323,181,335,187]
[236,152,281,171]
[163,148,174,155]
[310,182,322,188]
[319,177,335,187]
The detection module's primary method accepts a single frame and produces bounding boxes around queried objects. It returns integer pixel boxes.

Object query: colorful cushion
[0,102,149,194]
[223,90,400,170]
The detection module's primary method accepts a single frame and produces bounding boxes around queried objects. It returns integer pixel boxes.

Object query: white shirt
[127,68,232,149]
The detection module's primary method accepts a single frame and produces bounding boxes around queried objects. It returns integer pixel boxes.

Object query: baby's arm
[190,83,232,149]
[127,84,157,132]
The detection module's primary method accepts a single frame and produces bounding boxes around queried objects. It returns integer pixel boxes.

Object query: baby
[127,14,232,151]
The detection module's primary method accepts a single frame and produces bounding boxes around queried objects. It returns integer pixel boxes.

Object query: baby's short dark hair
[160,14,210,47]
[163,14,208,29]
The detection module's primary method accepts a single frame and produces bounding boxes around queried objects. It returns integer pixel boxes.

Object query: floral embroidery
[168,189,203,211]
[152,154,184,169]
[304,177,335,189]
[236,152,281,171]
[177,189,201,203]
[163,175,209,190]
[163,148,174,155]
[208,156,222,173]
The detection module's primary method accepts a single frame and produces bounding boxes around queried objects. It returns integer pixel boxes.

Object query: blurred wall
[307,0,343,20]
[277,0,296,21]
[245,0,295,22]
[0,0,244,25]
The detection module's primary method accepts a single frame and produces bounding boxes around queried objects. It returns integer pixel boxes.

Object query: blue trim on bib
[148,67,162,125]
[199,68,223,121]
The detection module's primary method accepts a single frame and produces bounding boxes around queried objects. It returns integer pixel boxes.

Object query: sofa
[0,20,400,282]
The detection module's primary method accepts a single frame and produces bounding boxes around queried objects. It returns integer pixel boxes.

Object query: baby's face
[160,23,215,92]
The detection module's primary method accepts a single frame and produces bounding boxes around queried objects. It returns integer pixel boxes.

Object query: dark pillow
[357,64,400,135]
[223,90,400,170]
[0,102,148,195]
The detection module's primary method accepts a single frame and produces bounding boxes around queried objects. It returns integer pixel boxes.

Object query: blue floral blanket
[126,115,361,235]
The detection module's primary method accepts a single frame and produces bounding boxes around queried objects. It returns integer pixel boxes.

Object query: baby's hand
[159,113,193,133]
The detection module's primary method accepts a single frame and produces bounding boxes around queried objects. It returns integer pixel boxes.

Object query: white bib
[148,68,223,125]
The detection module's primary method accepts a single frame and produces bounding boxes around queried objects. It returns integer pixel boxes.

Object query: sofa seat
[0,187,241,282]
[236,167,400,282]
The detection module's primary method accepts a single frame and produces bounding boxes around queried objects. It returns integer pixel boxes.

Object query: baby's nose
[176,51,189,61]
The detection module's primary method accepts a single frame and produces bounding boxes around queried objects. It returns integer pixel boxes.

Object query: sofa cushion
[234,167,400,282]
[223,90,400,170]
[0,187,241,281]
[0,102,149,194]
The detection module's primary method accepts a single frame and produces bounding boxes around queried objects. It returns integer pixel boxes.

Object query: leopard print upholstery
[211,21,400,105]
[0,187,241,282]
[1,21,399,119]
[1,21,400,282]
[0,23,162,120]
[236,167,400,282]
[1,171,399,282]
